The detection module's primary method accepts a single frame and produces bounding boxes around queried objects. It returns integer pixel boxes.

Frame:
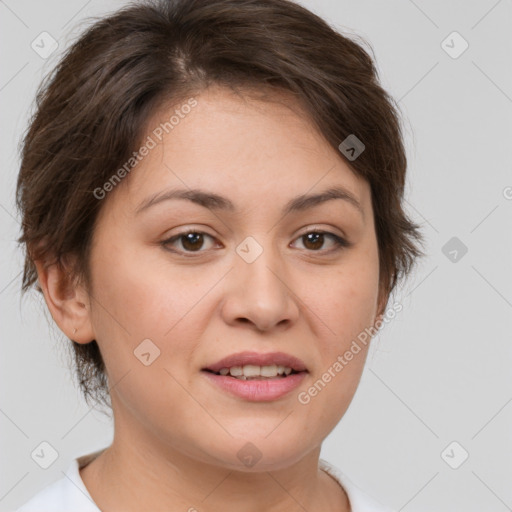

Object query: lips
[202,351,308,374]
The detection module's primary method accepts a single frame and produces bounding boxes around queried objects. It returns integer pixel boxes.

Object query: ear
[34,256,95,344]
[374,281,390,328]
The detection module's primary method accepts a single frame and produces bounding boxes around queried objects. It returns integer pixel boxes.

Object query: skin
[35,85,387,511]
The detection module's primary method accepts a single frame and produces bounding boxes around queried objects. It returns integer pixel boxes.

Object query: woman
[15,0,424,510]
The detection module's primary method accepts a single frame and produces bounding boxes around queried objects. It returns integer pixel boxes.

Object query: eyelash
[160,229,351,257]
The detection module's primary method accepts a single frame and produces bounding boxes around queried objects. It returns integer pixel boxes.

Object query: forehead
[106,86,371,219]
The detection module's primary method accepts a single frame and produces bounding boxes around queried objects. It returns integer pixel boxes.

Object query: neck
[79,416,349,511]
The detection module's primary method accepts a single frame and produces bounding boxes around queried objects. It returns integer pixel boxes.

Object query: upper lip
[203,351,308,373]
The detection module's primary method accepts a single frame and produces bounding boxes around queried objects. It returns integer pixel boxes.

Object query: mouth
[202,365,304,380]
[202,350,308,378]
[201,351,308,401]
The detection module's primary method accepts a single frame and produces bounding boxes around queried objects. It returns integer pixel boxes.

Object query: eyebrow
[135,185,364,218]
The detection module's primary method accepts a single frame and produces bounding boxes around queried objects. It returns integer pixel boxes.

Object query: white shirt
[16,450,394,511]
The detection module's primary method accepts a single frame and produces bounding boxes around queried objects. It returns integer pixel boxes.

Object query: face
[85,86,383,471]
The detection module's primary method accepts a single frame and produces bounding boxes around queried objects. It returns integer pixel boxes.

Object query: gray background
[1,0,511,510]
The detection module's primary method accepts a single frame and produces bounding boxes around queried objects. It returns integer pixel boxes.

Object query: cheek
[89,242,212,341]
[310,247,380,355]
[87,242,224,398]
[296,245,379,422]
[87,247,213,421]
[323,277,379,348]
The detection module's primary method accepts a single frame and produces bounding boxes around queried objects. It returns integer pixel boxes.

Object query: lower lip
[201,371,307,401]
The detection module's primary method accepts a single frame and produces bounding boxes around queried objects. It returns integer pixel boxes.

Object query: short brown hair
[16,0,425,409]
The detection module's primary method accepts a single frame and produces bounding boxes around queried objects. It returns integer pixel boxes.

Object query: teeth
[216,365,295,378]
[229,366,243,376]
[243,364,261,377]
[260,365,277,377]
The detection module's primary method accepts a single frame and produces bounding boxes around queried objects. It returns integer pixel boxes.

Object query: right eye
[160,230,220,255]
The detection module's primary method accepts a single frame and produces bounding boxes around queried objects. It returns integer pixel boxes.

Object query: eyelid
[160,226,351,256]
[295,224,347,240]
[161,229,219,255]
[291,229,351,251]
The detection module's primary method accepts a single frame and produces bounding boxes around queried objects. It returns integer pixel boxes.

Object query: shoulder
[319,458,395,512]
[16,453,102,512]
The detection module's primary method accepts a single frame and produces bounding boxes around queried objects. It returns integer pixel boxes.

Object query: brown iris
[302,232,324,250]
[181,232,205,251]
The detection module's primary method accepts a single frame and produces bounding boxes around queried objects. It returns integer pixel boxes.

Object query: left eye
[291,231,350,252]
[161,229,349,255]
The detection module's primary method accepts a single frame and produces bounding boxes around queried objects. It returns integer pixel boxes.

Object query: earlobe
[34,258,95,344]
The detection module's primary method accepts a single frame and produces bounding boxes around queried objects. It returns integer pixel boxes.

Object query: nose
[220,242,300,332]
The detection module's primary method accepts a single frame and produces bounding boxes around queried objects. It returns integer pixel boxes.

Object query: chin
[204,434,313,473]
